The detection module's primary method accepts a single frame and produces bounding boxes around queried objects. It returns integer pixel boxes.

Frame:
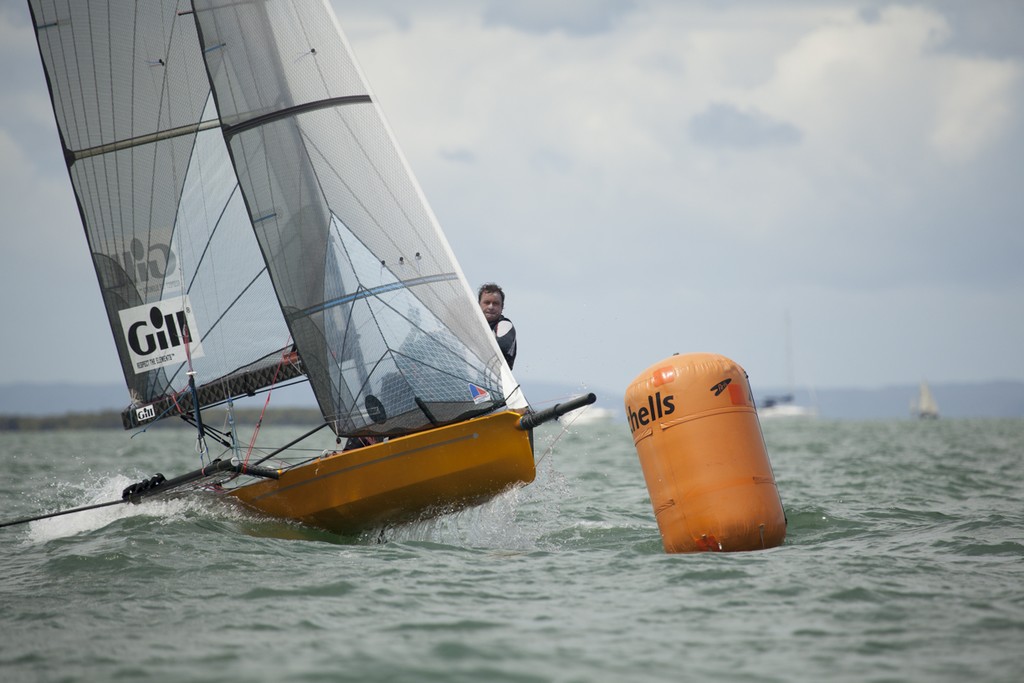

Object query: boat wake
[24,474,235,544]
[366,453,572,550]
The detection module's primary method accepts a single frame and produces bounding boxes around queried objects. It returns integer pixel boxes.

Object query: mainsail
[30,0,523,438]
[912,380,939,419]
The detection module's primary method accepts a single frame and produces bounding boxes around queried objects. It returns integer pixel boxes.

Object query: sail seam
[222,95,372,138]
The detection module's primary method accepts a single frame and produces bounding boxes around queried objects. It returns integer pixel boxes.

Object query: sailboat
[757,312,816,419]
[911,381,939,419]
[25,0,592,535]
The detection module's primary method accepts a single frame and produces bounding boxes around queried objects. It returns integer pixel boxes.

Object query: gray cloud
[688,103,802,148]
[439,147,477,164]
[482,0,637,35]
[931,0,1024,59]
[5,1,1024,393]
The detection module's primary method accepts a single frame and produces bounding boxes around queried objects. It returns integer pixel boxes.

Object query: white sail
[912,381,939,419]
[29,0,524,437]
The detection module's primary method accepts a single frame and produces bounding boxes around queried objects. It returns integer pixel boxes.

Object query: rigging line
[317,277,499,415]
[129,394,183,438]
[182,315,209,464]
[291,0,327,84]
[164,265,268,388]
[117,1,132,269]
[337,349,392,431]
[250,421,333,468]
[389,347,497,392]
[534,410,583,468]
[137,5,182,278]
[373,291,500,388]
[183,183,243,295]
[305,101,422,256]
[84,3,118,261]
[0,499,128,530]
[333,267,367,390]
[241,336,293,467]
[301,127,406,264]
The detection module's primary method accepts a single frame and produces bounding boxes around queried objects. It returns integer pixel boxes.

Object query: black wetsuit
[490,315,517,369]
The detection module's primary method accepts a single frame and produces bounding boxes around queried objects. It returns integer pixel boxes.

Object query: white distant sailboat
[911,381,940,419]
[758,312,817,419]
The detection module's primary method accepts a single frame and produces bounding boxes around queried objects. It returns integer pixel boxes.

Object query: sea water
[1,418,1022,683]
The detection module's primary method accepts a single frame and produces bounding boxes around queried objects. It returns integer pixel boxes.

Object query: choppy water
[1,417,1022,683]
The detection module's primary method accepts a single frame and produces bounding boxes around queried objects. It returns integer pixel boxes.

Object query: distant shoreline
[2,380,1024,421]
[0,407,325,432]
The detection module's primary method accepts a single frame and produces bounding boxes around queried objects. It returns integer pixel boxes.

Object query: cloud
[689,102,802,148]
[760,5,1022,165]
[3,1,1024,392]
[930,0,1024,59]
[439,147,477,164]
[929,58,1020,163]
[482,0,637,35]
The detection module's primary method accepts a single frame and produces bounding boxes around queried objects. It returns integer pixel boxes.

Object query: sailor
[478,283,517,369]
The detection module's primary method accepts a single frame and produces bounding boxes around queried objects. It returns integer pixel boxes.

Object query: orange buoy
[625,353,786,553]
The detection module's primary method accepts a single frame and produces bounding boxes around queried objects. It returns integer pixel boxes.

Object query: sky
[1,0,1023,405]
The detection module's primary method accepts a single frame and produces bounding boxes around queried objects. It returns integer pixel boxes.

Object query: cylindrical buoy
[625,353,786,553]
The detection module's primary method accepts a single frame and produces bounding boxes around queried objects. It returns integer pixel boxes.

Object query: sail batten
[69,119,222,162]
[222,94,372,138]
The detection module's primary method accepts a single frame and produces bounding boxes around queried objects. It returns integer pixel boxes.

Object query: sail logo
[469,384,491,404]
[115,238,178,299]
[627,391,675,433]
[119,238,176,281]
[118,295,204,374]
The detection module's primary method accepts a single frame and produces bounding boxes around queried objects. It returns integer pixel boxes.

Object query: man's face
[479,291,504,324]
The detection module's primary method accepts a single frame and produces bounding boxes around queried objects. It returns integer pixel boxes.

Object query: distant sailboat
[758,312,816,419]
[911,381,940,419]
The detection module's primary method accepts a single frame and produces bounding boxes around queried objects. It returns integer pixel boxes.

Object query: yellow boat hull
[228,411,535,534]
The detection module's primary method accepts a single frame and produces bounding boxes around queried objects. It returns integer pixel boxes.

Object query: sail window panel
[327,226,493,406]
[194,0,368,129]
[313,222,501,434]
[326,297,384,432]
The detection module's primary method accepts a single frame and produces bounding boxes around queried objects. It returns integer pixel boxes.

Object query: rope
[0,499,128,530]
[242,337,293,467]
[533,398,587,467]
